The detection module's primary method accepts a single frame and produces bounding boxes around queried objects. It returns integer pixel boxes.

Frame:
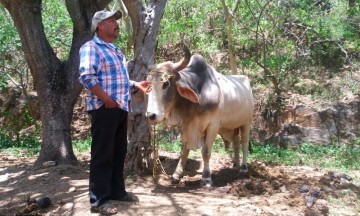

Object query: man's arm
[89,84,118,108]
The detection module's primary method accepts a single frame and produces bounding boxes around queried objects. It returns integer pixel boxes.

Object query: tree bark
[349,0,355,8]
[123,0,167,172]
[221,0,240,75]
[0,0,107,167]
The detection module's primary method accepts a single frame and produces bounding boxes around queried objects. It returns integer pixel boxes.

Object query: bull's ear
[176,80,199,103]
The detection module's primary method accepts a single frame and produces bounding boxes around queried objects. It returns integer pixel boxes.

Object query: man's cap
[91,10,122,32]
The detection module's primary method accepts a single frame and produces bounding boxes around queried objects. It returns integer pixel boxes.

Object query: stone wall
[253,95,360,146]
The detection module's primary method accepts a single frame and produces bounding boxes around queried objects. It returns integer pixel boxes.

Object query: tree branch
[0,0,60,89]
[123,0,142,37]
[66,0,86,31]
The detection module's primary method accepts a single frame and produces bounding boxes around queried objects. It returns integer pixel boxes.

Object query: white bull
[145,44,254,186]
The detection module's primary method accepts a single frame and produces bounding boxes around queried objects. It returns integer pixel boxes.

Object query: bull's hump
[192,54,204,61]
[182,54,220,108]
[188,55,207,72]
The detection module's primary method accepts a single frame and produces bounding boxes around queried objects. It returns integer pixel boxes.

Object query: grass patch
[250,140,360,171]
[0,129,92,157]
[157,134,360,171]
[157,137,182,153]
[250,142,299,165]
[0,130,41,157]
[327,192,360,215]
[155,133,228,159]
[73,137,91,154]
[2,126,359,172]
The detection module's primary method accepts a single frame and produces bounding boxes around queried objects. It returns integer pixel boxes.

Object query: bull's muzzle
[145,112,157,121]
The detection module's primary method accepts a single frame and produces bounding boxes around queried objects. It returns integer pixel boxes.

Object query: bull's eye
[162,80,170,89]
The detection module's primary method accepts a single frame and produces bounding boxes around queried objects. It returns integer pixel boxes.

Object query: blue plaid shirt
[79,36,134,111]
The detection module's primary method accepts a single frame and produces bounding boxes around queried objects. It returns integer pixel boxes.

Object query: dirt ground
[0,151,359,216]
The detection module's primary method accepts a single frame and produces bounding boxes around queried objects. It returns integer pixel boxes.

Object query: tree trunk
[117,0,133,52]
[123,0,167,172]
[221,0,240,75]
[0,0,107,168]
[37,102,78,165]
[349,0,355,8]
[226,14,237,75]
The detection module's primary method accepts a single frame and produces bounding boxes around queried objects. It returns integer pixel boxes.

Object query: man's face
[99,16,119,38]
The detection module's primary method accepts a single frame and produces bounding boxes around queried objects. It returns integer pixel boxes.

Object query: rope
[145,71,173,95]
[151,124,169,178]
[152,124,157,177]
[147,71,172,83]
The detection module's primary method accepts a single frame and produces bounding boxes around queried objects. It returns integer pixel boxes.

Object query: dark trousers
[89,106,128,207]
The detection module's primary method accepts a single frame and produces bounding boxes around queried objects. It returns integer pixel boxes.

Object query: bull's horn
[172,43,191,73]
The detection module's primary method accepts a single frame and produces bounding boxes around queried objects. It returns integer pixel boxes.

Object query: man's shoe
[90,203,118,215]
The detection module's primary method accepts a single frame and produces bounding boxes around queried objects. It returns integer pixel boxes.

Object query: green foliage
[155,132,360,171]
[0,8,23,86]
[42,0,73,60]
[155,131,228,155]
[159,0,222,59]
[0,75,7,91]
[72,137,92,154]
[250,142,299,165]
[250,141,360,171]
[0,127,41,157]
[1,106,38,140]
[152,126,182,152]
[0,11,21,55]
[0,135,92,157]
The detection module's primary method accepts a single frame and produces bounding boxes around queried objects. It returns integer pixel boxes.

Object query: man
[79,10,150,215]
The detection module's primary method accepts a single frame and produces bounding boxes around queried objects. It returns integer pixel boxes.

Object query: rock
[36,197,51,208]
[68,187,76,192]
[42,161,56,168]
[23,203,38,213]
[271,180,281,190]
[259,163,267,170]
[314,199,329,215]
[320,175,332,186]
[305,195,316,207]
[0,173,9,182]
[330,171,353,181]
[321,186,333,193]
[299,184,310,193]
[62,202,74,210]
[309,187,322,198]
[258,98,360,147]
[304,207,322,216]
[280,185,287,193]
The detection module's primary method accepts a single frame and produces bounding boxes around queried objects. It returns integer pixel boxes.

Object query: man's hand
[134,81,152,93]
[104,98,118,108]
[89,84,118,108]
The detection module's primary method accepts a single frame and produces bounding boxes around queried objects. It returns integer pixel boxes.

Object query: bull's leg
[232,128,241,169]
[240,124,251,172]
[172,146,190,184]
[223,139,231,151]
[201,144,213,187]
[201,131,218,187]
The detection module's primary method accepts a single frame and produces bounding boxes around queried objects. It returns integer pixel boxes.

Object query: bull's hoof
[171,174,181,184]
[232,163,240,169]
[240,164,248,173]
[200,178,213,187]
